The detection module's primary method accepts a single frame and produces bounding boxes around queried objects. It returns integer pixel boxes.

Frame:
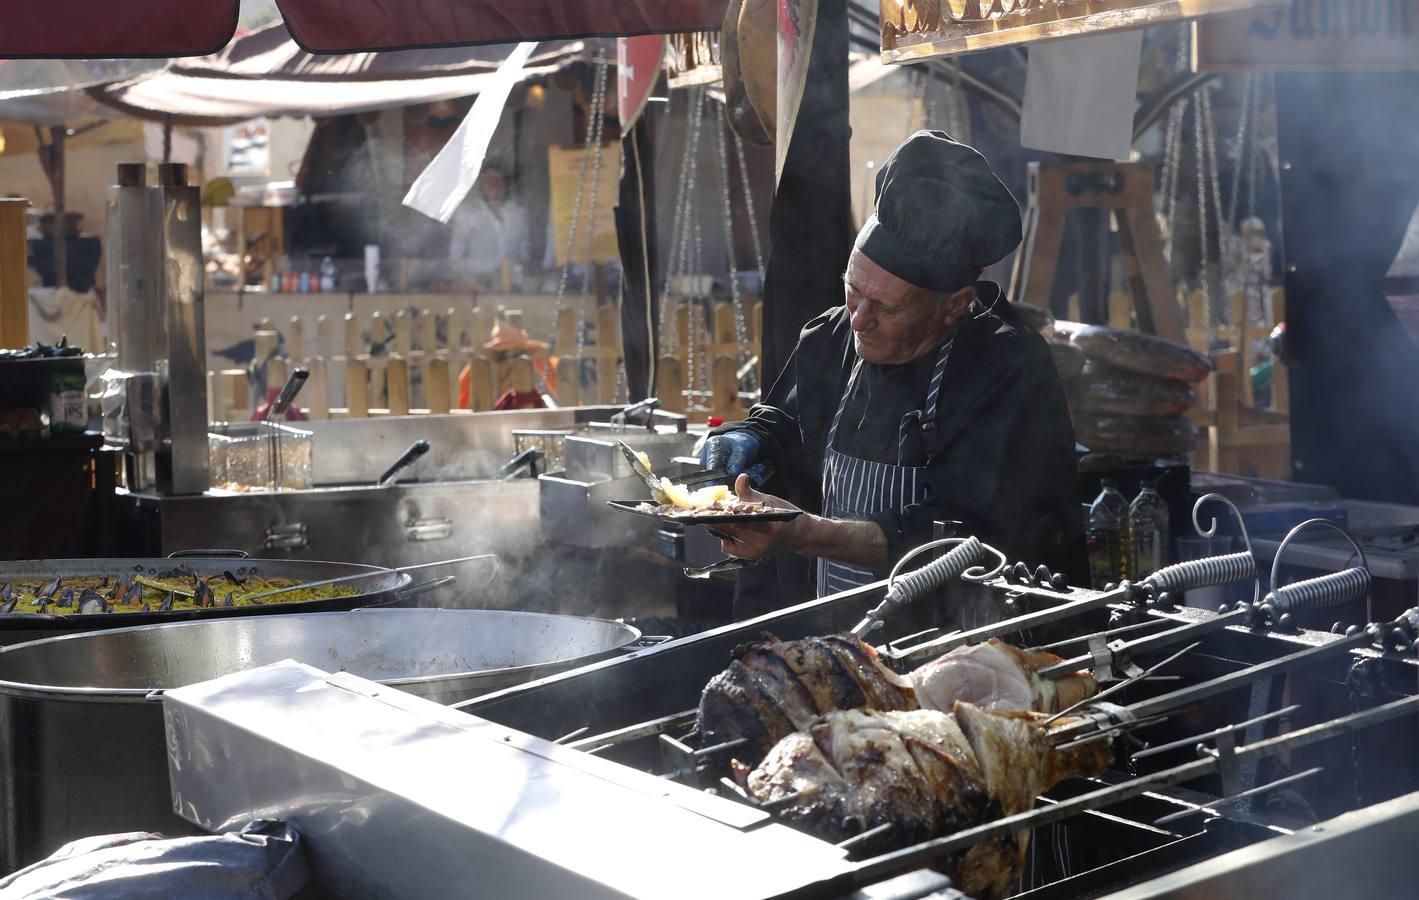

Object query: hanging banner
[402,41,537,224]
[1020,31,1144,160]
[776,0,819,184]
[616,35,667,132]
[1195,0,1419,71]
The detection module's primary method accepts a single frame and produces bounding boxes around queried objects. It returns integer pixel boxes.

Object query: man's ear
[944,285,976,320]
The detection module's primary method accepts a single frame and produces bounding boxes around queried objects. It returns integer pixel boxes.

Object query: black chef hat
[855,130,1021,294]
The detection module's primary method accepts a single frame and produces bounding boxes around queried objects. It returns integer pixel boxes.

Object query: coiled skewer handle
[850,537,985,637]
[1265,567,1371,617]
[1142,551,1257,596]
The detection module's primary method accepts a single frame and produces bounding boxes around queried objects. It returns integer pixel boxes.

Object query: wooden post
[711,356,739,419]
[346,357,369,418]
[288,315,305,363]
[316,314,332,358]
[0,198,29,348]
[387,355,411,415]
[556,357,581,406]
[215,369,249,421]
[344,312,361,356]
[368,360,387,411]
[427,356,451,414]
[466,356,495,411]
[307,357,330,420]
[655,356,686,413]
[597,304,621,404]
[394,309,413,356]
[1107,290,1132,331]
[1270,288,1289,414]
[445,307,462,351]
[505,356,536,395]
[418,308,436,353]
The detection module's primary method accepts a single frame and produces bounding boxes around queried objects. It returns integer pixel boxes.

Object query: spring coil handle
[1268,518,1372,623]
[1265,567,1372,617]
[1142,551,1258,597]
[851,537,1005,637]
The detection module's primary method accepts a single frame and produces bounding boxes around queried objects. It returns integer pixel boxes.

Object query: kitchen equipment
[0,553,424,644]
[209,420,314,491]
[0,607,642,874]
[377,439,431,487]
[240,553,493,604]
[261,366,309,422]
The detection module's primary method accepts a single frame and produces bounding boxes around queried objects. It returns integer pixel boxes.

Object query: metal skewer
[1131,704,1301,762]
[1152,766,1323,826]
[1044,641,1202,725]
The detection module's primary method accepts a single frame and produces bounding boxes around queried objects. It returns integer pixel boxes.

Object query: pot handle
[168,549,250,560]
[145,690,165,703]
[359,574,458,609]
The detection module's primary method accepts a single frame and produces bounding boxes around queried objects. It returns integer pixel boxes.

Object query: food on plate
[0,570,357,617]
[698,634,1098,764]
[635,479,774,517]
[742,704,1113,898]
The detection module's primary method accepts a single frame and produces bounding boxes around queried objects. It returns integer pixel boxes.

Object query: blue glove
[701,432,769,486]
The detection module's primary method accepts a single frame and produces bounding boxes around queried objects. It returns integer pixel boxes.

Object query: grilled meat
[909,639,1098,716]
[698,635,1097,765]
[698,635,916,762]
[745,704,1113,899]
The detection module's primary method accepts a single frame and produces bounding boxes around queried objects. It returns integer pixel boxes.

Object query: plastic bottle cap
[707,416,725,427]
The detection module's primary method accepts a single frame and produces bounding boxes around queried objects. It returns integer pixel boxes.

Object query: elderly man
[704,131,1078,599]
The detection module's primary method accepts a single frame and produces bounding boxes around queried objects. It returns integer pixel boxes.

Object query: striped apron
[816,337,954,597]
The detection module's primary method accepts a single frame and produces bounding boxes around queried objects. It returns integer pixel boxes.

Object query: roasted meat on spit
[698,634,1097,763]
[908,639,1099,716]
[743,703,1114,899]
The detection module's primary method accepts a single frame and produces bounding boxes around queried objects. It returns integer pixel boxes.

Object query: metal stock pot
[0,608,642,873]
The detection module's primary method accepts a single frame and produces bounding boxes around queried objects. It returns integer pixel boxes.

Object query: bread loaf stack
[1014,304,1212,458]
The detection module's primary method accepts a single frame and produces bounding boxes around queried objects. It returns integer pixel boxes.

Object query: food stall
[6,0,1419,896]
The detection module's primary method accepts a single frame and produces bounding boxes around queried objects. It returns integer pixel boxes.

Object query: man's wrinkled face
[843,248,972,365]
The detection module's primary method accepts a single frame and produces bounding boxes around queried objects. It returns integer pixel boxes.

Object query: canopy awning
[79,24,593,126]
[0,0,726,58]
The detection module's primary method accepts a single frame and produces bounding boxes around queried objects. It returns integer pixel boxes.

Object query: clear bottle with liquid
[1129,478,1170,579]
[1088,477,1132,589]
[320,256,336,293]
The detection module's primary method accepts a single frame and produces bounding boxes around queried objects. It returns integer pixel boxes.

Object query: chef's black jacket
[718,282,1081,586]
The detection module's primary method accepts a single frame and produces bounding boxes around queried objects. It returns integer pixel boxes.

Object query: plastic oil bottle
[1129,478,1170,579]
[1087,477,1131,589]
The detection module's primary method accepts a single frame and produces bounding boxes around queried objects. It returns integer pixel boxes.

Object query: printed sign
[1195,0,1419,70]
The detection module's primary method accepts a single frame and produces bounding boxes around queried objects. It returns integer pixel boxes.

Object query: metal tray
[605,499,802,525]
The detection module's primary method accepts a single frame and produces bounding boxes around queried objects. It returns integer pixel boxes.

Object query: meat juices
[745,704,1114,899]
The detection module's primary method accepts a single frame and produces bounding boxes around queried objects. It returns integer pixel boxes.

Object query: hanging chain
[679,89,708,406]
[731,130,766,281]
[575,51,610,367]
[658,84,706,357]
[550,51,609,359]
[714,100,756,391]
[692,209,709,404]
[1226,71,1255,238]
[1200,84,1228,315]
[1193,84,1215,328]
[1158,27,1190,265]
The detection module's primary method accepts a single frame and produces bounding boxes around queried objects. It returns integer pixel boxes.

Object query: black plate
[606,499,802,525]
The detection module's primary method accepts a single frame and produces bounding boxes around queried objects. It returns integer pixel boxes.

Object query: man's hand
[714,474,806,560]
[715,474,891,568]
[701,432,770,486]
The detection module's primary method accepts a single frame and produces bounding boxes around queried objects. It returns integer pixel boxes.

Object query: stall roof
[84,24,595,126]
[0,0,724,58]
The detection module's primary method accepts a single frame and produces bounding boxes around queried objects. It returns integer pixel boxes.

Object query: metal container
[0,554,416,645]
[0,608,641,873]
[209,420,314,490]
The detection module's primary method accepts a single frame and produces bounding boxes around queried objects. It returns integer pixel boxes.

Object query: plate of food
[608,440,801,525]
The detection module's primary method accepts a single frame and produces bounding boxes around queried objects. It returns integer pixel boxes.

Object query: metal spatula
[616,440,668,503]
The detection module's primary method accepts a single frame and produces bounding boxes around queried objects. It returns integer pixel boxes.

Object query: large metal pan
[0,608,642,873]
[0,551,432,645]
